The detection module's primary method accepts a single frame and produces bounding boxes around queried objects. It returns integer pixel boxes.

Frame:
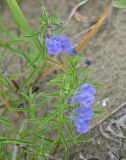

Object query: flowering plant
[0,1,111,159]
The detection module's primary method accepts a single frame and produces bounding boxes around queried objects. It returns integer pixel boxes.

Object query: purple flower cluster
[46,35,76,55]
[72,84,96,133]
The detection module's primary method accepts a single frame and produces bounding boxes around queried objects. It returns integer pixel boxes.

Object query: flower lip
[71,92,95,106]
[67,47,77,55]
[74,117,91,133]
[79,83,96,95]
[46,37,62,55]
[46,35,77,55]
[76,106,94,120]
[54,36,71,51]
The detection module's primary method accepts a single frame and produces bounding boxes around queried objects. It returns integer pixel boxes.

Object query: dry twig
[92,101,126,130]
[65,0,89,25]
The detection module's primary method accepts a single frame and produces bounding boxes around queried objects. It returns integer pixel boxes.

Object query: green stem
[51,136,61,155]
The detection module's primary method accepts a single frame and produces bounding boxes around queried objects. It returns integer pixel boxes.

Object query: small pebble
[102,98,109,107]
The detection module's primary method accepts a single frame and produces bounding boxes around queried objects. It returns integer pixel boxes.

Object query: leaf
[8,73,24,81]
[32,132,54,143]
[61,134,69,160]
[0,116,12,124]
[0,137,34,145]
[43,93,59,97]
[78,68,95,74]
[0,39,24,45]
[65,121,76,144]
[24,52,41,70]
[39,111,57,128]
[91,82,106,88]
[0,43,24,58]
[94,108,106,115]
[19,69,37,91]
[76,137,92,143]
[113,0,126,8]
[23,97,52,113]
[7,0,32,34]
[7,0,48,68]
[0,73,14,90]
[16,108,29,112]
[0,95,17,115]
[24,38,46,69]
[0,44,37,69]
[24,31,40,38]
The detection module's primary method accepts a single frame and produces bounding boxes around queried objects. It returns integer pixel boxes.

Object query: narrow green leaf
[94,108,106,116]
[19,69,37,91]
[1,39,24,45]
[8,73,24,81]
[91,82,106,88]
[7,0,48,68]
[78,68,95,74]
[32,97,52,112]
[4,45,38,69]
[0,116,12,124]
[39,111,57,127]
[0,137,34,145]
[0,74,14,90]
[65,121,76,144]
[61,134,69,160]
[113,0,126,8]
[44,93,59,97]
[23,52,41,70]
[0,43,24,58]
[75,137,92,143]
[0,44,37,68]
[24,31,40,38]
[7,0,32,34]
[32,132,54,143]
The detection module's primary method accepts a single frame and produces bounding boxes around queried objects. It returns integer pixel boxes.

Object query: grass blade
[7,0,32,34]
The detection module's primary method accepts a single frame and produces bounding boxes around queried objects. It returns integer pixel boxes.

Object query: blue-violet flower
[76,106,94,120]
[46,35,77,55]
[74,117,91,133]
[72,92,95,106]
[79,83,96,95]
[71,83,96,133]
